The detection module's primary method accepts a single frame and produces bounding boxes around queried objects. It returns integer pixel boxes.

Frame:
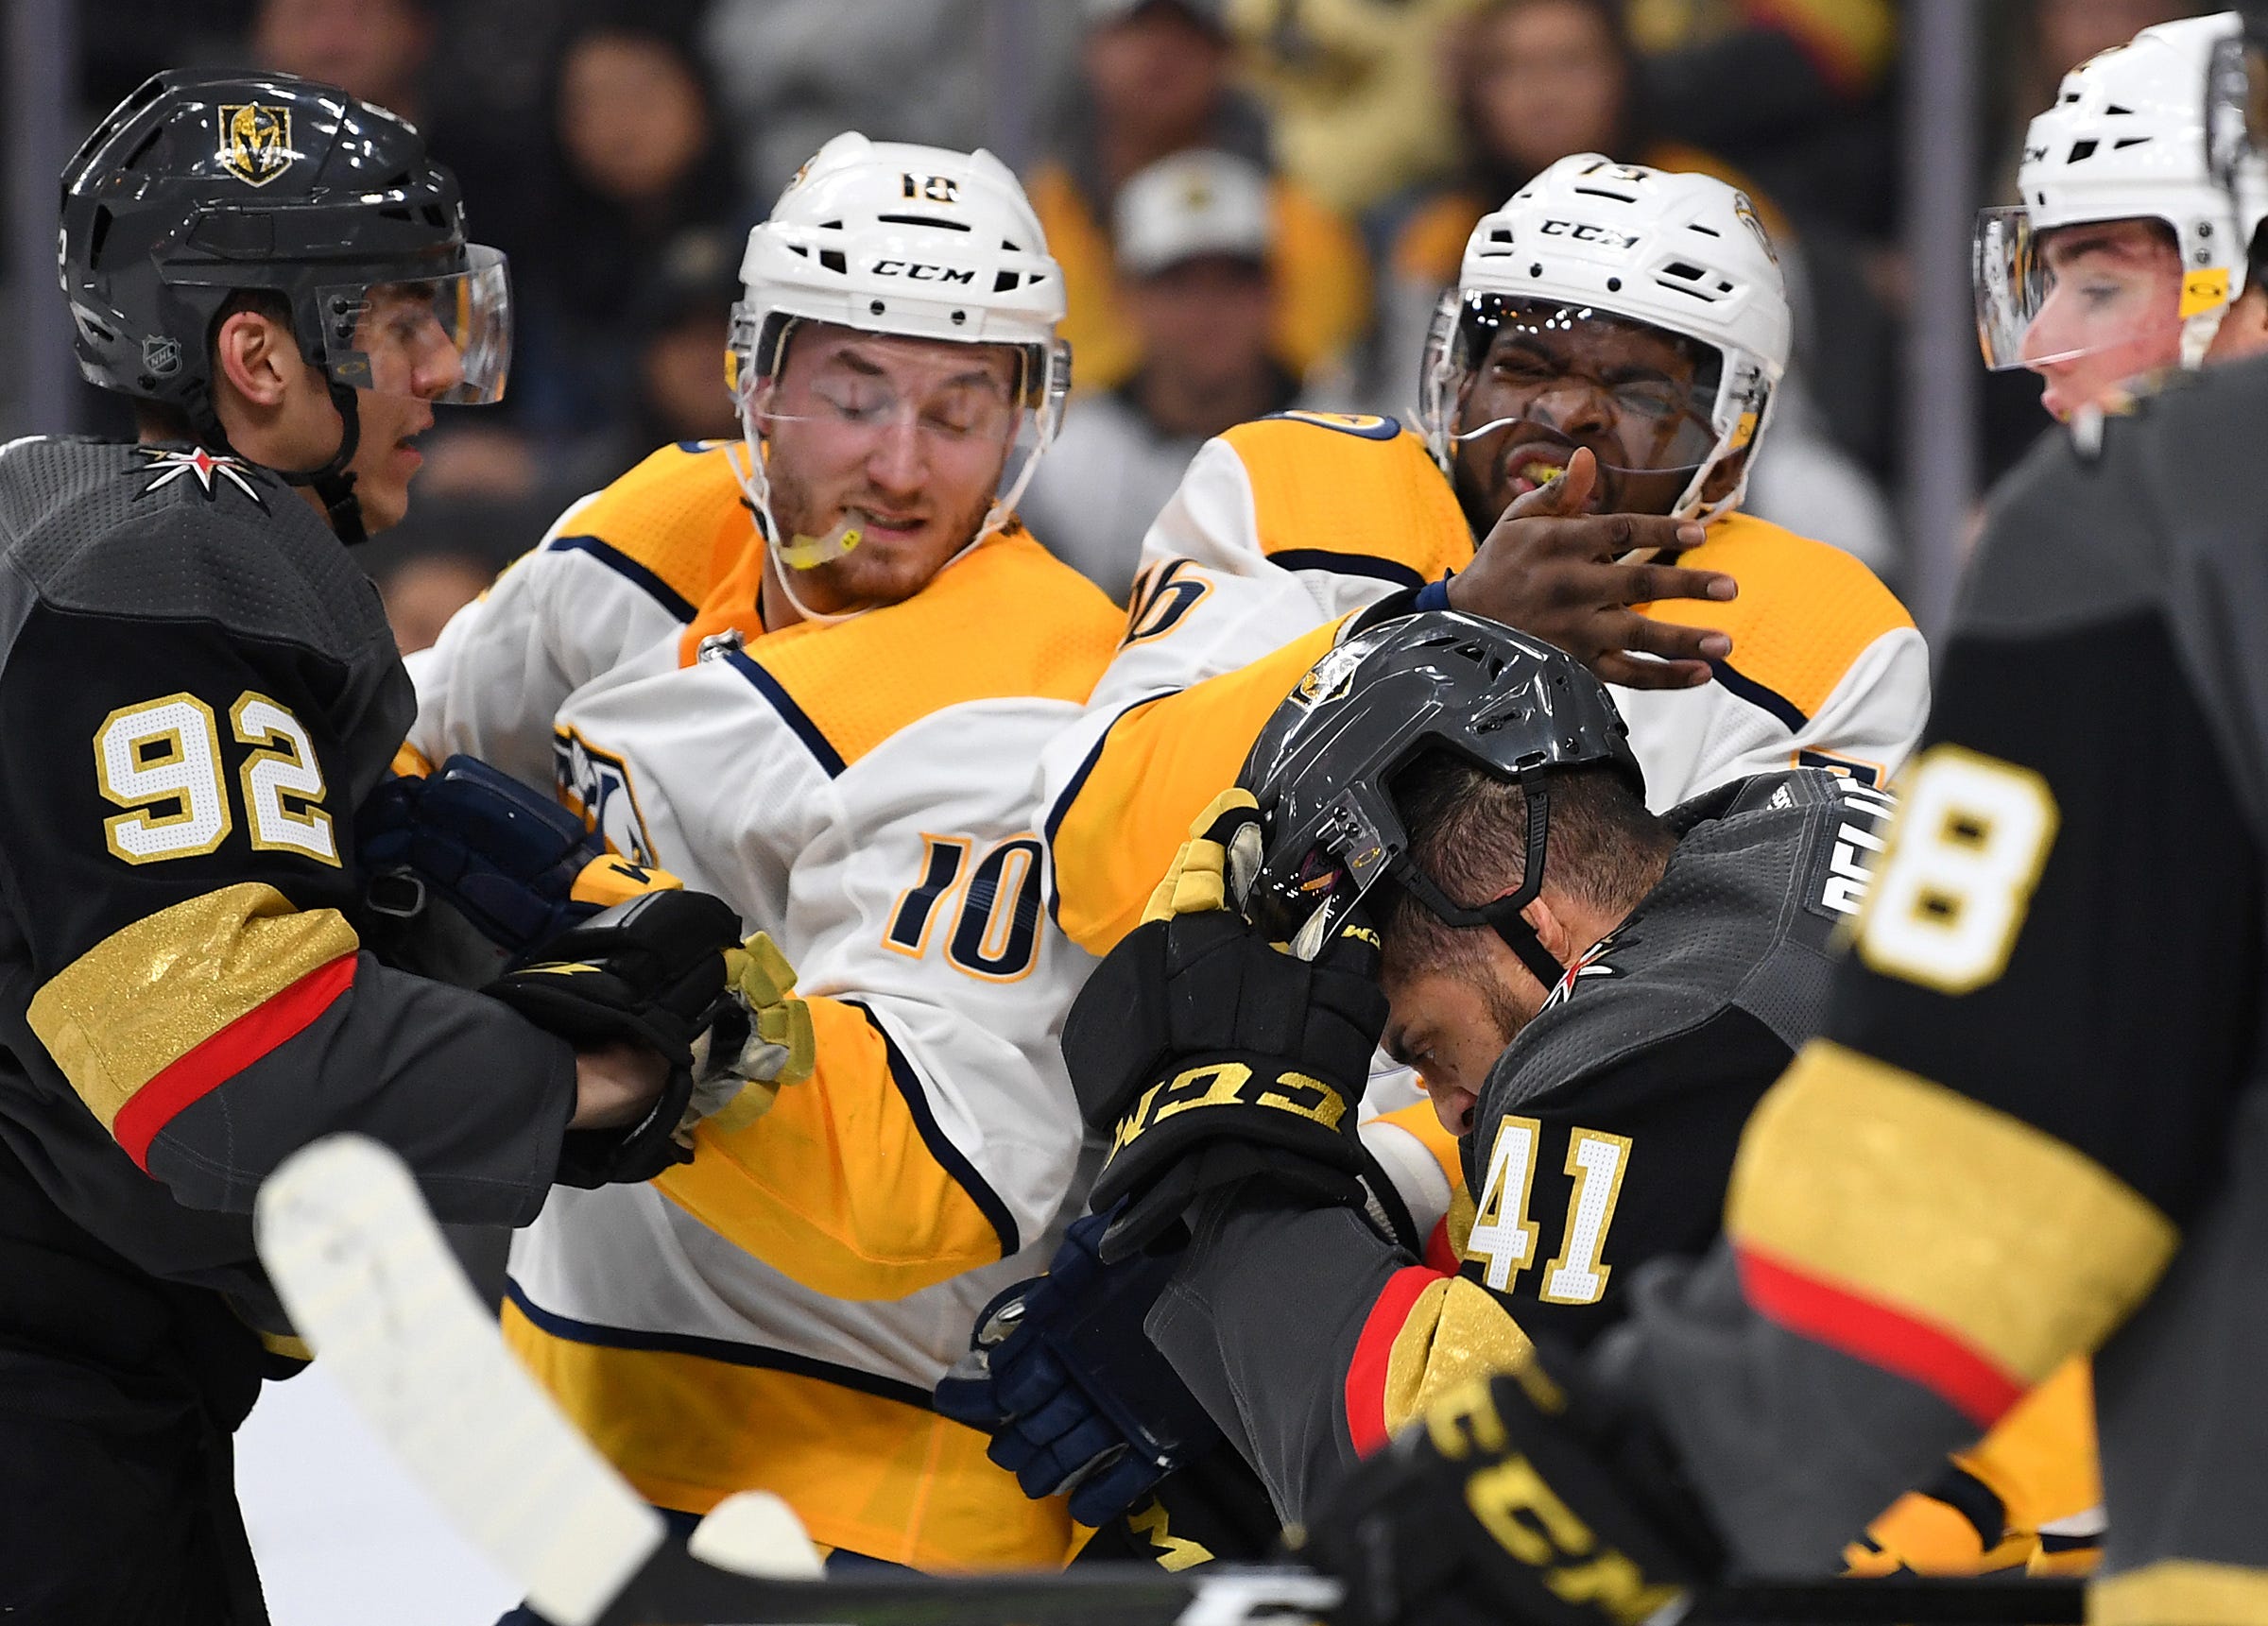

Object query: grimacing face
[1449,301,1721,524]
[755,324,1024,612]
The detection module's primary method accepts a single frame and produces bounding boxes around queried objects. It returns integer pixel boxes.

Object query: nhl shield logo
[217,104,293,187]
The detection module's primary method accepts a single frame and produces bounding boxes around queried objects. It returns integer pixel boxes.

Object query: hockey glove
[680,933,818,1139]
[935,1207,1221,1526]
[1065,793,1389,1261]
[1301,1360,1723,1626]
[487,890,741,1187]
[360,754,685,974]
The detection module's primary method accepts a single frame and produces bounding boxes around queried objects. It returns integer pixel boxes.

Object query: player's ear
[1516,895,1574,972]
[210,308,302,410]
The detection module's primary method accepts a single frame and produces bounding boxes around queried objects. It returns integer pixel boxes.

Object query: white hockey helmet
[1977,11,2268,373]
[1418,154,1790,524]
[725,132,1071,586]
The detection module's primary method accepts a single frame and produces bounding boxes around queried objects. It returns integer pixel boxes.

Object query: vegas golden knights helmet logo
[217,104,293,187]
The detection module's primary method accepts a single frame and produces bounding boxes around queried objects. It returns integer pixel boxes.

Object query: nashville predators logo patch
[132,445,265,505]
[217,103,294,187]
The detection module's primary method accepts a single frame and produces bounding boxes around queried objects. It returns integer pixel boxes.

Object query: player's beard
[766,465,999,612]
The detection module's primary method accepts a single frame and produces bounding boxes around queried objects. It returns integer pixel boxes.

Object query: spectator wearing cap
[1028,0,1371,394]
[1021,149,1343,602]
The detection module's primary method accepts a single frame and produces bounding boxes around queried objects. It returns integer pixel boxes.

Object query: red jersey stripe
[1345,1266,1444,1457]
[114,953,357,1170]
[1737,1242,2025,1429]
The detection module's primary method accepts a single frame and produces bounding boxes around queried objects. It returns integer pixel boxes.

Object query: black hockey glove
[1301,1358,1724,1626]
[1065,791,1389,1261]
[487,890,740,1188]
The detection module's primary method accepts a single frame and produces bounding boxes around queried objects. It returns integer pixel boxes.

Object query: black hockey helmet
[58,70,511,538]
[1238,611,1642,990]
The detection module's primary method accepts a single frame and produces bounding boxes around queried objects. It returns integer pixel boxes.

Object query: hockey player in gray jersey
[942,612,1891,1549]
[0,71,750,1624]
[1289,19,2268,1626]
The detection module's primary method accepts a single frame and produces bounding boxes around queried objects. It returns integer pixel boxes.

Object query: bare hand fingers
[1589,652,1717,691]
[1617,562,1737,605]
[1501,445,1600,523]
[1613,612,1732,663]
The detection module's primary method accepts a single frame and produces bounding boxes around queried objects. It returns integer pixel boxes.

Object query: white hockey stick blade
[255,1134,665,1626]
[686,1491,824,1580]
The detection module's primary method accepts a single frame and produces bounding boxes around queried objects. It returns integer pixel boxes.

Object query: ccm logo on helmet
[872,260,978,284]
[1539,219,1641,250]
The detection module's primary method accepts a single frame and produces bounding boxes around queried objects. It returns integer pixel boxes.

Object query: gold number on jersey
[1539,1130,1632,1306]
[1467,1115,1542,1291]
[1467,1115,1632,1303]
[1123,558,1213,648]
[94,691,335,866]
[883,833,1044,982]
[232,693,338,865]
[1856,744,2059,995]
[96,693,232,864]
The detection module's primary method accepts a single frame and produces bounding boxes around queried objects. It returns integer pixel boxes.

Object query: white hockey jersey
[407,443,1124,1568]
[1040,410,1932,957]
[404,440,747,785]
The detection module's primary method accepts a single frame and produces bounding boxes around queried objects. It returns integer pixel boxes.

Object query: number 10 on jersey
[884,832,1045,982]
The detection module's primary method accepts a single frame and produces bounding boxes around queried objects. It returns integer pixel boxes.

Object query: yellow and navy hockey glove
[1067,789,1387,1260]
[680,932,818,1142]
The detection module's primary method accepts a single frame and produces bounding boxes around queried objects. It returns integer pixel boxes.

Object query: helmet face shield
[1972,204,2188,372]
[1422,293,1725,488]
[317,244,511,404]
[727,306,1069,567]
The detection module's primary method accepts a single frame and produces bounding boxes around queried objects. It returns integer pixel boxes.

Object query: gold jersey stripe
[28,882,359,1134]
[1729,1041,2175,1390]
[2092,1561,2268,1626]
[1380,1275,1536,1441]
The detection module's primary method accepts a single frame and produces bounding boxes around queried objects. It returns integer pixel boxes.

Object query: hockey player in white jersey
[414,135,1124,1571]
[1041,156,1930,960]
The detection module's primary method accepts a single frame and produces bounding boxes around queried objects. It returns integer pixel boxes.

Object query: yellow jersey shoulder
[553,440,750,620]
[1216,413,1474,586]
[1646,509,1917,723]
[747,528,1121,771]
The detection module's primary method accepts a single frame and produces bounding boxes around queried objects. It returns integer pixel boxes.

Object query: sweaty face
[757,326,1022,612]
[2019,219,2186,420]
[1380,930,1543,1138]
[1449,302,1719,524]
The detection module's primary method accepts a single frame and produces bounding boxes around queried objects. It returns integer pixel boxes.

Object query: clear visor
[316,243,511,404]
[1422,293,1723,480]
[1971,205,2187,370]
[728,307,1070,556]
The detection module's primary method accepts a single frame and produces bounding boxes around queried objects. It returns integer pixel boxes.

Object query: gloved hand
[681,933,818,1141]
[487,890,741,1187]
[1301,1360,1723,1626]
[935,1207,1221,1526]
[1065,792,1389,1259]
[359,754,685,970]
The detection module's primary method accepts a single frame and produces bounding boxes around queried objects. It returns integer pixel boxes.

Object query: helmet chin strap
[195,378,368,546]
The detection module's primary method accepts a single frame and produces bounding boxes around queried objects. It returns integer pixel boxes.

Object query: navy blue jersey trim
[502,1279,934,1410]
[1041,690,1178,926]
[544,534,697,623]
[722,649,849,778]
[1267,549,1427,590]
[1708,659,1810,731]
[842,998,1020,1260]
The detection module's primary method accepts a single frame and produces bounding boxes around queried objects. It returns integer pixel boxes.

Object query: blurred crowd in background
[2,0,2215,649]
